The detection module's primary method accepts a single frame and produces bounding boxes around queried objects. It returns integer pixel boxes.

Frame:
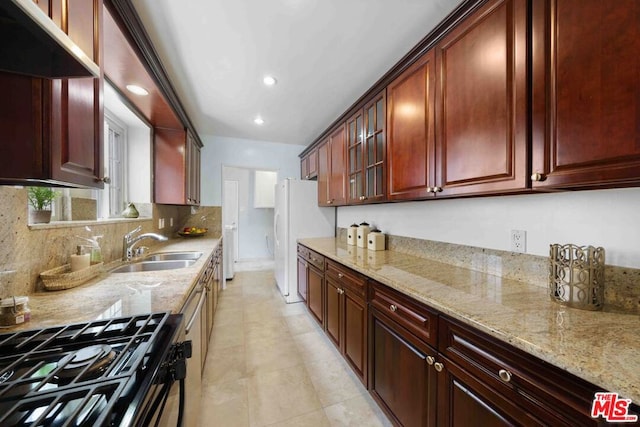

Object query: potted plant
[27,187,59,224]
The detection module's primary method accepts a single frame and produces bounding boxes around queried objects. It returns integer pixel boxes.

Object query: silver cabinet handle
[498,369,512,383]
[434,362,444,372]
[426,355,435,365]
[390,304,397,312]
[185,288,206,334]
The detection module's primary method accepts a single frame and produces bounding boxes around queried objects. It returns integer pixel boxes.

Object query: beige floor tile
[247,365,322,427]
[202,344,247,386]
[245,335,303,375]
[210,322,245,349]
[304,358,364,407]
[199,378,250,427]
[323,393,392,427]
[285,313,321,336]
[244,317,290,343]
[280,301,309,317]
[294,331,341,364]
[213,307,244,327]
[266,409,331,427]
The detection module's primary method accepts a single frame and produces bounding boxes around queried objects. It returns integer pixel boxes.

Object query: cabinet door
[343,287,367,384]
[297,256,308,302]
[186,133,201,205]
[50,0,103,187]
[307,264,324,326]
[346,110,364,204]
[437,357,518,427]
[363,91,386,203]
[329,125,347,205]
[387,51,436,201]
[370,310,437,427]
[301,156,309,180]
[308,149,318,178]
[317,140,330,206]
[434,0,527,197]
[154,127,187,204]
[325,279,342,348]
[531,0,640,189]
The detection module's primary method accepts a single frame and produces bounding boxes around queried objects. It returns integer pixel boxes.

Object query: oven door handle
[185,287,206,335]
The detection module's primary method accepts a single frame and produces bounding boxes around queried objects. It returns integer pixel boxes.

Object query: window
[100,112,128,218]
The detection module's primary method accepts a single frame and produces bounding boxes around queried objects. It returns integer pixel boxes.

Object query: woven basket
[40,262,105,291]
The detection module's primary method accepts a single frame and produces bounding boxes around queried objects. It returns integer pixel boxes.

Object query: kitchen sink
[110,259,196,273]
[143,251,203,261]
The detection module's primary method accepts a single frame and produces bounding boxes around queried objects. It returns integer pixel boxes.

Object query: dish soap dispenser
[70,246,90,272]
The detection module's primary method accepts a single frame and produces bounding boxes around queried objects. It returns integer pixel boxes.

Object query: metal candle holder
[549,244,605,311]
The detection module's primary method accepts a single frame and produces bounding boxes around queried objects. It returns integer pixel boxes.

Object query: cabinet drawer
[306,249,325,271]
[297,244,309,259]
[370,281,438,347]
[439,316,607,426]
[326,260,366,295]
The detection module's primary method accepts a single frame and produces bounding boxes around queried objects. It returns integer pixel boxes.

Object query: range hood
[0,0,99,79]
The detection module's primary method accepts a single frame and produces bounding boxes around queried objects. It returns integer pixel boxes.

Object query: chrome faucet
[122,226,168,261]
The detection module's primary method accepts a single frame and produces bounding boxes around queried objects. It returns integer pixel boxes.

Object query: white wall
[202,135,306,259]
[338,187,640,269]
[200,135,306,206]
[128,126,151,203]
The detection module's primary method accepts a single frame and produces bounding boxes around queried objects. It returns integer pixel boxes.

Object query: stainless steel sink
[144,251,203,261]
[110,259,196,273]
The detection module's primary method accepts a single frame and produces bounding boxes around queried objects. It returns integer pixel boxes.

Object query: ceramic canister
[367,229,386,251]
[357,222,371,248]
[347,223,359,246]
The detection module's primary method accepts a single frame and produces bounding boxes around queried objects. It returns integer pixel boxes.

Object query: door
[223,180,239,262]
[325,279,342,347]
[297,257,308,301]
[307,264,324,326]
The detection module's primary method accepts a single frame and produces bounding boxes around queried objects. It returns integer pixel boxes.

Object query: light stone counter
[6,236,221,331]
[299,237,640,405]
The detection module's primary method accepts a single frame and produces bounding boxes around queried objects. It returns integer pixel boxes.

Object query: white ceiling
[131,0,463,146]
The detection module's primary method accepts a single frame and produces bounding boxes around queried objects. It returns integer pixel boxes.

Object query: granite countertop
[7,236,221,331]
[299,237,640,405]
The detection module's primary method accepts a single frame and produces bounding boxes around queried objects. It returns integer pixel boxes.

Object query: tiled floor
[199,270,392,427]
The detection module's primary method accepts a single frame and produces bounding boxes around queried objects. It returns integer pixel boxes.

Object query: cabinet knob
[531,172,546,182]
[359,195,367,201]
[498,369,512,383]
[432,186,443,193]
[326,200,333,204]
[338,288,344,295]
[338,273,344,279]
[96,176,111,184]
[306,174,310,179]
[426,187,433,193]
[434,362,444,372]
[389,304,397,312]
[426,355,435,365]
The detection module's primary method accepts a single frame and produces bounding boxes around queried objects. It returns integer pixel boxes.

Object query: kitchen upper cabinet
[0,0,103,188]
[434,0,528,197]
[300,148,318,180]
[347,91,386,204]
[386,51,436,201]
[318,125,347,206]
[154,128,201,205]
[531,0,640,189]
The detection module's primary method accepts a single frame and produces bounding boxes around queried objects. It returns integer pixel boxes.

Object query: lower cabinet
[307,264,324,325]
[297,256,308,301]
[325,260,368,384]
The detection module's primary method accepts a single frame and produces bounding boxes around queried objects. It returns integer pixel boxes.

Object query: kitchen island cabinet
[531,0,640,190]
[0,0,104,188]
[298,245,325,325]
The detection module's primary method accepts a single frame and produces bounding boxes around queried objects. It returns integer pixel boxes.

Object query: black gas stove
[0,312,189,427]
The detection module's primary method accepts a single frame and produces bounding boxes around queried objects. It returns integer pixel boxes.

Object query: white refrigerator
[274,179,335,303]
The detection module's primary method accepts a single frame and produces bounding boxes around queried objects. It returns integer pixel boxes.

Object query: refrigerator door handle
[274,212,280,246]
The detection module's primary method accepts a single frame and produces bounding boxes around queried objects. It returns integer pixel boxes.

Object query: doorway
[222,165,277,270]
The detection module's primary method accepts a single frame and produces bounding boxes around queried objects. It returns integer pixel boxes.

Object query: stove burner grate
[55,344,116,383]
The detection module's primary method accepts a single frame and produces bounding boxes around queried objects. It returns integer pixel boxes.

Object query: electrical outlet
[511,229,526,253]
[158,218,165,229]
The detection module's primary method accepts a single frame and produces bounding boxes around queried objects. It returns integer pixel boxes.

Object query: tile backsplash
[0,186,221,296]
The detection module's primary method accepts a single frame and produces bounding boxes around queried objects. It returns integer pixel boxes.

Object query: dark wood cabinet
[387,51,436,201]
[325,260,368,384]
[307,263,324,326]
[154,128,201,205]
[347,91,386,204]
[434,0,528,197]
[317,125,347,206]
[297,256,308,302]
[369,284,437,427]
[301,148,318,180]
[531,0,640,189]
[0,0,103,188]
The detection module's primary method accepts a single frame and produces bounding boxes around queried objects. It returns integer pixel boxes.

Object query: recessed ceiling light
[263,75,277,86]
[254,116,265,125]
[126,84,149,96]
